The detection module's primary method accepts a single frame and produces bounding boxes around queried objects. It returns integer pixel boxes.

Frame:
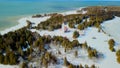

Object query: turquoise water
[0,1,120,31]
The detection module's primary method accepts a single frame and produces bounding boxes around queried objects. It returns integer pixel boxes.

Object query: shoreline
[0,15,30,31]
[0,7,85,35]
[0,7,83,32]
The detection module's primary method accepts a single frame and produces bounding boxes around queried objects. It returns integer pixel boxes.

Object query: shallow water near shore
[0,16,21,31]
[0,1,120,31]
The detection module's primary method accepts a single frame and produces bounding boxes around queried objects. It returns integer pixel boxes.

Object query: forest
[36,6,120,31]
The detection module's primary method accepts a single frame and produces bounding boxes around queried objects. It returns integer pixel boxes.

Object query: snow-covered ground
[31,26,119,68]
[0,64,18,68]
[31,26,120,68]
[101,16,120,44]
[30,18,120,68]
[0,8,120,68]
[29,16,120,68]
[60,7,87,16]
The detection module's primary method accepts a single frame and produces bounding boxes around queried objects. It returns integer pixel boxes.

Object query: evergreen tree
[90,64,96,68]
[74,50,78,57]
[9,52,17,65]
[45,52,51,61]
[21,62,28,68]
[85,64,89,68]
[88,49,98,58]
[18,46,24,56]
[82,42,88,49]
[94,22,100,28]
[4,55,9,64]
[0,53,4,63]
[68,64,73,68]
[73,31,79,38]
[116,49,120,64]
[72,40,79,47]
[109,46,115,52]
[42,58,48,68]
[26,20,32,29]
[116,49,120,57]
[77,24,84,30]
[64,57,69,66]
[108,39,115,47]
[108,39,115,52]
[79,64,83,68]
[117,56,120,64]
[68,22,75,28]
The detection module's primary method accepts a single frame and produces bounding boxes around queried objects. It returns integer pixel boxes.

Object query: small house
[64,26,68,32]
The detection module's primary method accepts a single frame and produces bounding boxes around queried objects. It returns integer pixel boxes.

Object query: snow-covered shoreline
[0,17,27,35]
[0,7,86,35]
[0,16,50,35]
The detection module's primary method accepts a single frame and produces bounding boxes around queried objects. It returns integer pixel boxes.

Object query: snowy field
[29,16,120,68]
[101,16,120,44]
[0,64,18,68]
